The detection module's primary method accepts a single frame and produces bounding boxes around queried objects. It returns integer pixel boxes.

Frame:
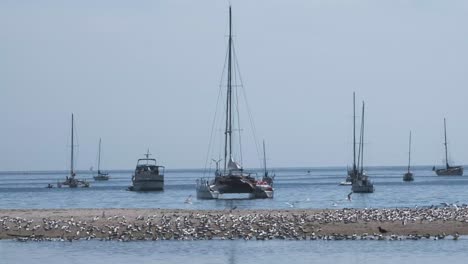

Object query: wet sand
[1,208,468,241]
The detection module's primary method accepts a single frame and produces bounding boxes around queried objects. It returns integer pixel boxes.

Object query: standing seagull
[378,226,388,234]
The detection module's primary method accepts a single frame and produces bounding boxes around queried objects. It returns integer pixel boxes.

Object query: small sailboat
[58,114,90,188]
[350,94,374,193]
[196,6,273,200]
[403,131,414,181]
[433,118,463,176]
[129,149,165,191]
[93,138,110,181]
[261,140,275,186]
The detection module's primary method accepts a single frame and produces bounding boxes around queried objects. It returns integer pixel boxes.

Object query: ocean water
[1,166,468,209]
[2,239,468,264]
[2,166,468,264]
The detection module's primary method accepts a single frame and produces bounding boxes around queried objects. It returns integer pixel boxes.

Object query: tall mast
[263,140,267,176]
[407,131,412,173]
[224,6,233,172]
[70,113,74,178]
[353,92,356,173]
[360,102,365,175]
[444,118,449,169]
[98,138,102,174]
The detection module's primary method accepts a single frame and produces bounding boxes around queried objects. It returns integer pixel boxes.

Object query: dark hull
[435,166,463,176]
[129,181,164,191]
[403,172,414,181]
[214,176,255,194]
[94,175,109,181]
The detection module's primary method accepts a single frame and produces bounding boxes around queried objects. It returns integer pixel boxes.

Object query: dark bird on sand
[378,226,388,233]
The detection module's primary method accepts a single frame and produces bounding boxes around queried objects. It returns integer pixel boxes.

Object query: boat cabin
[135,159,165,175]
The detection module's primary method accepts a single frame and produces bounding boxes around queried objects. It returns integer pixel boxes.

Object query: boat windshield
[137,158,158,166]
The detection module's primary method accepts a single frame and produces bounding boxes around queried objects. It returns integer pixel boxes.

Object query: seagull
[184,195,193,204]
[332,202,338,207]
[378,226,388,234]
[285,202,295,208]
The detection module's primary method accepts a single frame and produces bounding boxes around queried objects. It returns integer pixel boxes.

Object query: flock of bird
[1,205,467,242]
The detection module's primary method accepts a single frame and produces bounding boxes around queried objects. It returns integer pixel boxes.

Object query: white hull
[131,175,164,191]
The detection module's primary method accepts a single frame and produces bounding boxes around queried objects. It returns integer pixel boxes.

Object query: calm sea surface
[1,166,467,209]
[2,166,468,264]
[2,239,468,264]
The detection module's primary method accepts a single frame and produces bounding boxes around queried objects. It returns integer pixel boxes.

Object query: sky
[1,0,468,171]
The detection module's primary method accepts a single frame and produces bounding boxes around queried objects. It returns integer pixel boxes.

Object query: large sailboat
[349,94,374,193]
[58,114,90,188]
[433,118,463,176]
[93,138,110,181]
[196,6,273,199]
[403,131,414,181]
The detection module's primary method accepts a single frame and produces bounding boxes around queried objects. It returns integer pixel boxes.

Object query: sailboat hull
[435,166,463,176]
[351,176,374,193]
[403,172,414,181]
[352,184,374,193]
[196,176,273,199]
[94,175,109,181]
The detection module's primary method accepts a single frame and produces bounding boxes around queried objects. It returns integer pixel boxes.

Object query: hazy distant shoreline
[0,165,453,175]
[1,208,467,241]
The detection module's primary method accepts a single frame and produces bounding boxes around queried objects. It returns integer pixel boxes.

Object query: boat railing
[196,178,211,188]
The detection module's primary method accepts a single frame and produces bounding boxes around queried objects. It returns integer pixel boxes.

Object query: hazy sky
[1,0,468,171]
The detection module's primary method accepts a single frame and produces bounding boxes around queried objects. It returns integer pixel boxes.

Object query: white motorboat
[129,150,165,191]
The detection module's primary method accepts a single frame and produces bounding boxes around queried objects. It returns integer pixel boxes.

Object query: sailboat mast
[70,113,74,177]
[224,6,233,172]
[360,102,365,174]
[444,118,449,169]
[98,138,101,173]
[353,92,356,173]
[263,140,267,176]
[408,131,412,173]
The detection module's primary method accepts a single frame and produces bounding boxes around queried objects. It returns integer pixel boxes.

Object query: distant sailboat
[403,131,414,182]
[58,114,90,188]
[261,140,275,186]
[350,95,374,193]
[433,118,463,176]
[93,138,110,181]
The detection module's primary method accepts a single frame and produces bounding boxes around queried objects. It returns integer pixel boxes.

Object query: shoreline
[2,208,468,241]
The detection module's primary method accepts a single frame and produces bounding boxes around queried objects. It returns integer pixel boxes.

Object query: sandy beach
[1,207,468,241]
